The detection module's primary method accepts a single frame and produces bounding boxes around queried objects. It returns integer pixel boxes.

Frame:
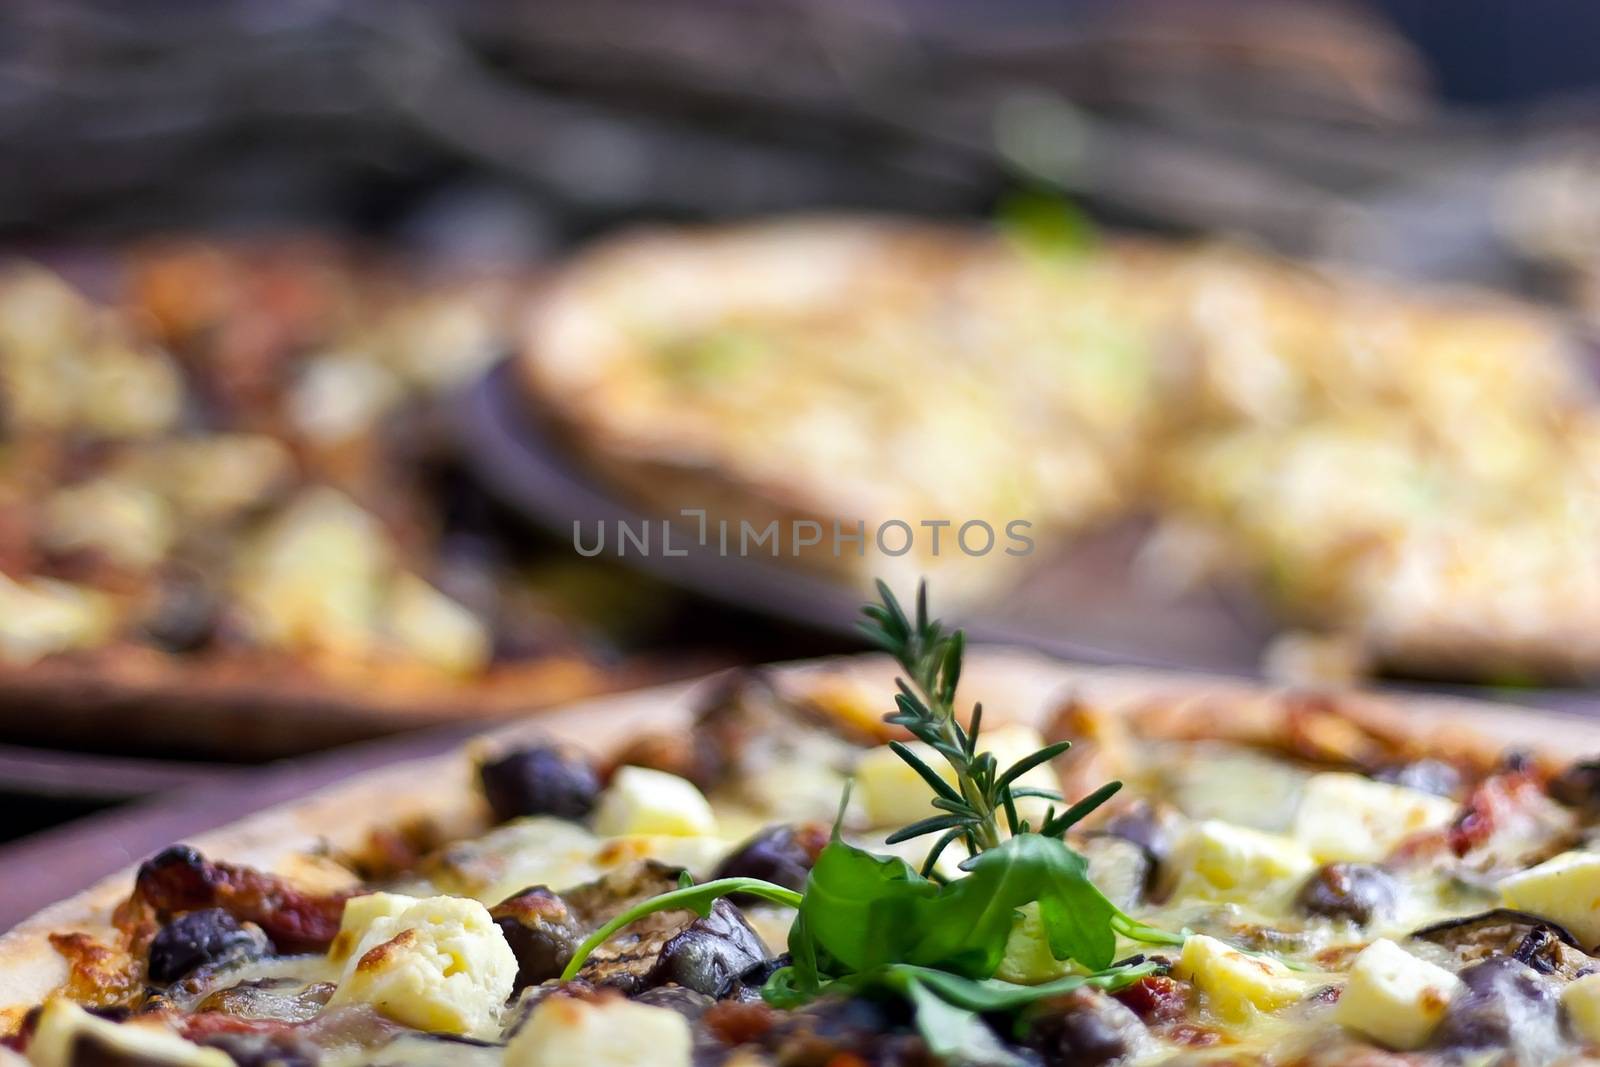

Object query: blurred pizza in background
[0,240,673,756]
[524,216,1600,684]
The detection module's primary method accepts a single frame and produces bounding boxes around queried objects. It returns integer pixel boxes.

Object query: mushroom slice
[1412,909,1595,980]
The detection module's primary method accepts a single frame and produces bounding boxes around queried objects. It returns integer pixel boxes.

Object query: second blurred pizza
[0,239,706,757]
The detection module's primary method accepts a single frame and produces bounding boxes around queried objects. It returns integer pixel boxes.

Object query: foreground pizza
[524,217,1600,680]
[10,652,1600,1066]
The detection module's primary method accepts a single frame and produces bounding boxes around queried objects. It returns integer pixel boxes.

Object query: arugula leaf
[889,961,1160,1013]
[917,833,1118,973]
[797,835,940,973]
[793,831,1129,983]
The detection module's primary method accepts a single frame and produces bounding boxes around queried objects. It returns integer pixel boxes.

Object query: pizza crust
[5,650,1599,1024]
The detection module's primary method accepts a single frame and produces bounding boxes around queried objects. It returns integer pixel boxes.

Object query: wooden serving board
[7,649,1600,1011]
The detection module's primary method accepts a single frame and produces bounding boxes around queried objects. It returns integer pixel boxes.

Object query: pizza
[9,628,1600,1066]
[521,216,1600,680]
[0,239,646,752]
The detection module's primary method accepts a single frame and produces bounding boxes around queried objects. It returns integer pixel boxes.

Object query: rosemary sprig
[859,580,1115,869]
[557,578,1186,1061]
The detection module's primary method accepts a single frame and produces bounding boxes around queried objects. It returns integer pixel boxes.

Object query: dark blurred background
[4,0,1599,285]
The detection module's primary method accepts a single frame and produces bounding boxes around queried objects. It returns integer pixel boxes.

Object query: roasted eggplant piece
[1295,864,1398,925]
[641,672,865,815]
[562,862,687,927]
[648,900,770,997]
[1081,834,1154,910]
[563,862,770,996]
[1099,801,1178,872]
[717,955,792,1004]
[711,823,828,899]
[478,745,600,823]
[1413,909,1595,980]
[1549,759,1600,815]
[129,845,346,953]
[578,899,769,997]
[1375,759,1463,799]
[634,985,716,1021]
[192,978,334,1023]
[1430,957,1563,1063]
[490,887,584,993]
[147,909,270,986]
[1021,988,1148,1067]
[198,1030,321,1067]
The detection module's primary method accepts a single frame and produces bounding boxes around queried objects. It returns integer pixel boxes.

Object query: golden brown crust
[4,651,1599,1026]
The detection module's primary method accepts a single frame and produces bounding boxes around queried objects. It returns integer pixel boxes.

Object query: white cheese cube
[1333,938,1462,1050]
[28,1000,231,1067]
[504,993,692,1067]
[1563,971,1600,1045]
[328,894,517,1035]
[1173,934,1309,1022]
[1292,773,1457,863]
[329,891,417,965]
[1500,851,1600,947]
[855,724,1059,829]
[1176,820,1316,900]
[593,767,715,838]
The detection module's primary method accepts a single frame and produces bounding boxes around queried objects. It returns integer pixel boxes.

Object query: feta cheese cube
[1499,851,1600,947]
[592,766,716,838]
[28,1000,231,1067]
[1176,820,1316,900]
[1173,934,1309,1022]
[329,894,517,1035]
[855,724,1059,829]
[504,992,692,1067]
[1333,938,1462,1050]
[329,891,417,965]
[1563,971,1600,1045]
[1292,773,1457,863]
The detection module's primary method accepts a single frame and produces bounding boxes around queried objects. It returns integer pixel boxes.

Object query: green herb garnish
[561,580,1185,1062]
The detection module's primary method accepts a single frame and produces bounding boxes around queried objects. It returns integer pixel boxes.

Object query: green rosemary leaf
[1040,781,1123,837]
[921,826,968,877]
[889,740,966,804]
[886,814,972,845]
[994,740,1073,792]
